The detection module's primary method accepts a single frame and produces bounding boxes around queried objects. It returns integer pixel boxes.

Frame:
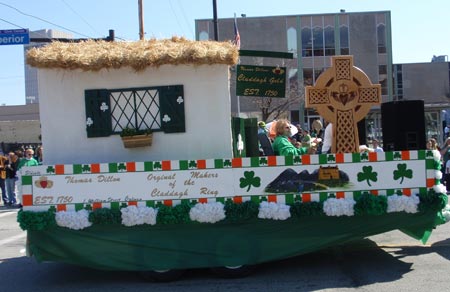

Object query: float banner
[20,150,436,211]
[236,65,286,98]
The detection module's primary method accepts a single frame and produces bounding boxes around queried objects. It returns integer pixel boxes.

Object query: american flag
[233,17,241,49]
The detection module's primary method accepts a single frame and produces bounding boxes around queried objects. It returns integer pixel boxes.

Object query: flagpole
[234,13,241,117]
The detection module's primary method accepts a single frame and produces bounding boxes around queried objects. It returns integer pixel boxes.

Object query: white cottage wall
[37,65,233,164]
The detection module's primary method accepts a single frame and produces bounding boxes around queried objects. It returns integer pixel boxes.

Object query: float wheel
[210,265,254,278]
[138,269,185,282]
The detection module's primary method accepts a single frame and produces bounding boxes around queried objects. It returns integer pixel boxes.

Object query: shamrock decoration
[393,163,413,184]
[360,152,369,161]
[117,163,127,172]
[153,162,162,169]
[46,166,55,174]
[82,165,91,173]
[393,152,402,160]
[293,156,302,164]
[239,171,261,192]
[188,160,197,169]
[426,151,434,158]
[327,155,335,162]
[223,160,232,168]
[357,165,378,187]
[259,157,268,165]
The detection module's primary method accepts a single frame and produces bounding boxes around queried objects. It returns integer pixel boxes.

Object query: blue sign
[0,29,30,45]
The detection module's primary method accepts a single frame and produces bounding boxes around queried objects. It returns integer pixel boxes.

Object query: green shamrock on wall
[223,160,232,168]
[293,156,302,164]
[239,171,261,192]
[117,163,126,172]
[188,160,197,169]
[153,162,162,169]
[82,165,91,173]
[327,155,335,162]
[393,163,413,184]
[259,157,268,165]
[46,166,55,174]
[357,165,378,187]
[360,152,369,161]
[393,152,402,160]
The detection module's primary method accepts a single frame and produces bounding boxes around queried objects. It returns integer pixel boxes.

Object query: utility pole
[138,0,145,40]
[212,0,218,41]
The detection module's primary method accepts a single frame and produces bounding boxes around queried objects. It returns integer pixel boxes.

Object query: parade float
[18,37,448,281]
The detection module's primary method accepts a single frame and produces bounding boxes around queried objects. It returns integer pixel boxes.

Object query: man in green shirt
[18,148,39,169]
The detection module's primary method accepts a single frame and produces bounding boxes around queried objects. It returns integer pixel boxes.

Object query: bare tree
[253,76,305,122]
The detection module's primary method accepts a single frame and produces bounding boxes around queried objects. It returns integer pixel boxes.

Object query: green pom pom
[17,209,56,231]
[157,202,192,224]
[224,201,259,222]
[290,201,325,217]
[354,192,387,216]
[88,208,121,224]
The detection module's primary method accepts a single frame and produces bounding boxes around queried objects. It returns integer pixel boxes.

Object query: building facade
[196,11,450,144]
[24,29,73,104]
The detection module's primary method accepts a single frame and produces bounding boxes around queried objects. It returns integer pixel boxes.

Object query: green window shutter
[159,85,185,133]
[84,89,112,137]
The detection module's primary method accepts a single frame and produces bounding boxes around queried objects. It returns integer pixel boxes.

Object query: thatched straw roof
[26,36,239,71]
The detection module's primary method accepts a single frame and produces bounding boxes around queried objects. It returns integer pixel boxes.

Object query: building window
[303,68,313,86]
[377,24,386,54]
[340,25,349,55]
[84,85,185,137]
[312,26,324,56]
[287,27,297,57]
[324,26,335,56]
[301,27,312,57]
[199,31,209,40]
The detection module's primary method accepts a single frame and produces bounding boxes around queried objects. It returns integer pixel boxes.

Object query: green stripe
[144,161,153,171]
[73,164,82,174]
[285,156,294,166]
[146,200,155,207]
[22,175,32,185]
[419,187,427,195]
[110,202,120,210]
[418,150,426,159]
[425,159,436,170]
[75,203,84,211]
[108,163,118,173]
[285,194,294,205]
[319,192,328,202]
[352,153,361,163]
[251,196,260,203]
[179,160,188,170]
[214,159,224,169]
[319,154,328,164]
[353,191,362,201]
[385,152,394,161]
[216,197,225,204]
[250,157,260,167]
[386,189,395,196]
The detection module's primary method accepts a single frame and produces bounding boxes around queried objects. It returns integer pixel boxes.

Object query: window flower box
[120,128,153,148]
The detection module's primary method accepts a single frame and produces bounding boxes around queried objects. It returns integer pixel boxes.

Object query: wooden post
[138,0,144,40]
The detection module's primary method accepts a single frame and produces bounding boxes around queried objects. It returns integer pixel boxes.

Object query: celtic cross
[305,56,381,153]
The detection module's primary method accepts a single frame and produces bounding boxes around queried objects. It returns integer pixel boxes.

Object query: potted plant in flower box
[120,128,153,148]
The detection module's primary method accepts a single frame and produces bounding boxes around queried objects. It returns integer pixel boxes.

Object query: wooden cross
[305,56,381,153]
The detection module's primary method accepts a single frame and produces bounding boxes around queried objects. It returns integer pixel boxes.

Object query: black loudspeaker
[381,100,426,151]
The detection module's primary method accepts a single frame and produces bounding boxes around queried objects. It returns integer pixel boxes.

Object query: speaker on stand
[381,100,426,151]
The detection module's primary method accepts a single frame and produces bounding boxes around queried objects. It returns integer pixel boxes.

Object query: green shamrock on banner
[393,163,413,184]
[239,171,261,192]
[357,165,378,187]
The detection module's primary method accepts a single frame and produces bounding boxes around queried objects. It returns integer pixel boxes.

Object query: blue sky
[0,0,449,105]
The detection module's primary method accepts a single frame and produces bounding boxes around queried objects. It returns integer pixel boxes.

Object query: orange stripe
[369,152,377,162]
[198,198,207,203]
[233,196,242,204]
[426,178,435,188]
[92,202,102,210]
[302,155,310,165]
[335,153,344,163]
[197,160,206,169]
[55,164,64,175]
[336,192,345,199]
[232,158,242,168]
[57,204,66,212]
[91,163,100,173]
[163,200,172,207]
[161,160,171,170]
[126,162,136,172]
[370,190,378,196]
[22,194,33,206]
[268,195,277,202]
[267,156,277,166]
[401,151,410,160]
[302,193,311,202]
[403,189,411,196]
[127,201,138,206]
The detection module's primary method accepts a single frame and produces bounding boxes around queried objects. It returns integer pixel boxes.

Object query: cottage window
[84,85,185,138]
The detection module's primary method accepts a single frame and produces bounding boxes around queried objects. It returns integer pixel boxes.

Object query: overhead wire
[176,0,194,39]
[0,2,93,38]
[60,0,101,36]
[168,0,186,37]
